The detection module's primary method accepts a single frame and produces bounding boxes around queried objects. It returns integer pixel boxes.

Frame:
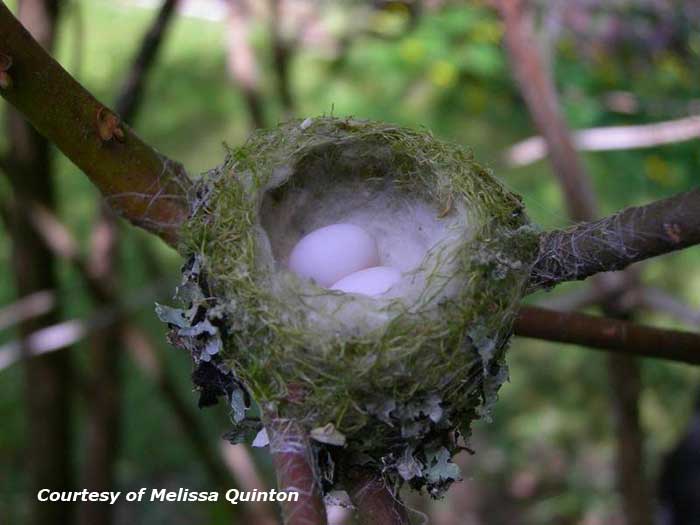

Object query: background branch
[498,2,657,522]
[638,288,700,327]
[2,2,73,524]
[226,0,266,130]
[114,0,179,124]
[515,306,700,365]
[506,115,700,167]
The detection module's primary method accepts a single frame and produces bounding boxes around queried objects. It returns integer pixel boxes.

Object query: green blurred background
[1,1,699,523]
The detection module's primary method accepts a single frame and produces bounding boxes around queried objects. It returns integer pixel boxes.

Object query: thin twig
[115,0,180,123]
[266,415,328,525]
[637,288,700,327]
[506,115,700,167]
[0,290,55,331]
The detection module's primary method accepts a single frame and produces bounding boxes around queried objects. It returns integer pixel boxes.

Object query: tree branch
[0,290,55,331]
[0,1,191,246]
[3,3,74,523]
[225,0,266,130]
[498,5,664,521]
[114,0,179,124]
[506,115,700,167]
[346,469,409,525]
[515,306,700,365]
[528,187,700,291]
[268,0,295,118]
[498,0,596,222]
[266,415,328,525]
[638,287,700,327]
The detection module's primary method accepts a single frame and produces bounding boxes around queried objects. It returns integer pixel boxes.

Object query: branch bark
[514,306,700,365]
[266,415,328,525]
[346,469,409,525]
[528,187,700,291]
[0,1,191,246]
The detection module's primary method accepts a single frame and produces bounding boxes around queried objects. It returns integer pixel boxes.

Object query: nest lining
[166,117,539,496]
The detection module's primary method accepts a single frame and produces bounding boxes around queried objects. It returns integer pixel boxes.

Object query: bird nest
[157,117,539,497]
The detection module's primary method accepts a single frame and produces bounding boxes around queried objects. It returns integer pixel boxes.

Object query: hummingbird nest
[157,117,538,497]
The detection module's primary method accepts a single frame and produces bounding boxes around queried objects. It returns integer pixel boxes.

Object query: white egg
[288,223,380,287]
[330,266,401,297]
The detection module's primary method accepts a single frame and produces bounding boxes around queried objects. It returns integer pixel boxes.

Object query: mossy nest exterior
[159,117,539,496]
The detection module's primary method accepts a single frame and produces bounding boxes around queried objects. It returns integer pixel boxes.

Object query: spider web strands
[346,468,411,525]
[0,2,191,246]
[266,416,329,525]
[515,306,700,365]
[528,187,700,292]
[505,114,700,167]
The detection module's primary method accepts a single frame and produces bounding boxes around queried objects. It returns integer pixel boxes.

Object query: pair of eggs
[288,223,401,297]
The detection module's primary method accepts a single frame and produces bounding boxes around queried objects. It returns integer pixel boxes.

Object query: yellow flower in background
[689,34,700,56]
[645,155,679,187]
[400,38,426,64]
[471,20,503,44]
[370,4,410,37]
[656,52,691,87]
[429,60,458,89]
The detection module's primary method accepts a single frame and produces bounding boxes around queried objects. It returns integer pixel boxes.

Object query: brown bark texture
[528,188,700,292]
[515,306,700,365]
[346,469,410,525]
[0,1,191,246]
[266,415,328,525]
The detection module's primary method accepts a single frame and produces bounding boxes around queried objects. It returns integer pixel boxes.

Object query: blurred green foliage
[0,1,699,523]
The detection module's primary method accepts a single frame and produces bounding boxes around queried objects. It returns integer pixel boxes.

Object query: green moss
[174,117,539,495]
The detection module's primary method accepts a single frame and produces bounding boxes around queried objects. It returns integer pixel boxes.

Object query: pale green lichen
[163,117,539,496]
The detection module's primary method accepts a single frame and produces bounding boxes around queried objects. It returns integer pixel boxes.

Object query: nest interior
[166,117,540,496]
